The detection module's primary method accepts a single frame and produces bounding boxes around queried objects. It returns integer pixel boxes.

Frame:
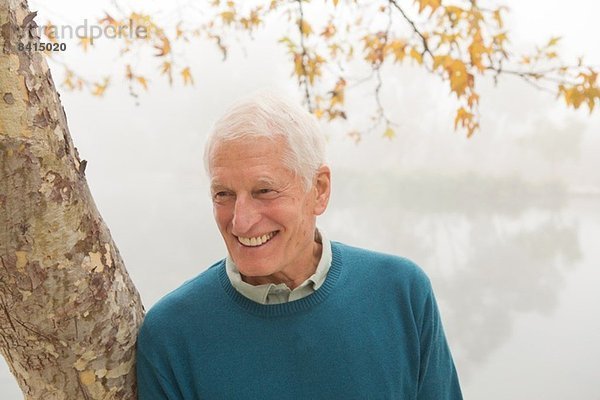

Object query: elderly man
[136,92,463,399]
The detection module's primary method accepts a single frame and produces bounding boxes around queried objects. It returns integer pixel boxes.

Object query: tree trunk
[0,0,144,398]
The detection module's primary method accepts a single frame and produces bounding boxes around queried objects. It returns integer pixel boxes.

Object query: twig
[388,0,433,59]
[295,0,313,112]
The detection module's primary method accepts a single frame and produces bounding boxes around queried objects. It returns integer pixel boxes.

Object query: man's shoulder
[332,241,432,292]
[141,259,225,330]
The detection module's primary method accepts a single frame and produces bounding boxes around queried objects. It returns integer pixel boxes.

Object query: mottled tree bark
[0,0,144,398]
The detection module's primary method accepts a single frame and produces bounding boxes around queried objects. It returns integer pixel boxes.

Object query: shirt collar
[225,229,332,304]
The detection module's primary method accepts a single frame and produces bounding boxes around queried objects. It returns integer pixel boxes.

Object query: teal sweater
[136,242,462,399]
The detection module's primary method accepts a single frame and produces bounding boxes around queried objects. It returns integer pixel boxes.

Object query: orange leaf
[79,37,92,51]
[409,47,423,65]
[221,11,235,25]
[137,76,149,90]
[181,67,194,85]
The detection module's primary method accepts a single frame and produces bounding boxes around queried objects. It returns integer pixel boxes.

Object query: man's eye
[213,191,231,200]
[255,188,277,198]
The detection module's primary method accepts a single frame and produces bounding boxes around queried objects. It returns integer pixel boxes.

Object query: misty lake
[2,170,599,399]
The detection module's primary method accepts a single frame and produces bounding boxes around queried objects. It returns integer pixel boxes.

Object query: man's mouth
[237,231,278,247]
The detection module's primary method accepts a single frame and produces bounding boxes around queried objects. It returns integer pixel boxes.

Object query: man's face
[209,136,330,284]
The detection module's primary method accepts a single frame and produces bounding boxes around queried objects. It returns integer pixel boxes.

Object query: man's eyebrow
[210,182,228,191]
[256,177,277,186]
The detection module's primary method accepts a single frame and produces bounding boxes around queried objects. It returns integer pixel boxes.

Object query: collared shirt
[225,230,332,305]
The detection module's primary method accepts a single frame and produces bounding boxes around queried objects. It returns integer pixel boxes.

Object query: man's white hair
[204,90,326,190]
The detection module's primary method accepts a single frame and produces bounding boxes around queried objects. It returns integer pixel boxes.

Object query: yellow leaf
[125,64,133,80]
[409,47,423,65]
[333,0,340,6]
[221,11,235,25]
[330,78,346,106]
[181,67,194,85]
[298,19,313,37]
[176,22,184,39]
[294,53,305,77]
[92,78,109,96]
[136,76,149,90]
[416,0,441,13]
[321,22,336,39]
[433,55,448,71]
[547,36,561,47]
[79,37,92,51]
[161,61,172,75]
[383,126,395,139]
[467,92,480,107]
[43,21,58,43]
[98,13,118,27]
[161,61,173,84]
[494,32,508,45]
[468,33,488,72]
[454,107,478,137]
[154,37,171,56]
[387,39,406,63]
[493,8,504,28]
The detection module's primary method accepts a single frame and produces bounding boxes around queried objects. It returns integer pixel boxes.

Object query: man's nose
[232,195,260,234]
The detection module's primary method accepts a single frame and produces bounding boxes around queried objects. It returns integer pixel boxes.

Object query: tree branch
[295,0,313,112]
[388,0,433,59]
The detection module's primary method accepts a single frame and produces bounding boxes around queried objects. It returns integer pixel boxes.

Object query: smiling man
[135,92,463,399]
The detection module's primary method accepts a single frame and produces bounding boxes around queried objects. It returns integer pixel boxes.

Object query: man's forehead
[210,174,279,188]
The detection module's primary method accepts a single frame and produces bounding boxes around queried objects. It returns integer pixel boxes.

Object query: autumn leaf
[43,21,58,43]
[125,64,133,80]
[468,32,488,72]
[161,61,172,77]
[492,8,504,29]
[387,39,407,63]
[181,67,194,85]
[79,37,93,51]
[92,78,109,96]
[433,55,449,71]
[416,0,441,14]
[409,47,423,65]
[547,36,561,47]
[294,53,305,77]
[221,11,235,25]
[321,22,336,39]
[446,59,470,96]
[98,13,118,27]
[298,19,313,37]
[330,78,346,106]
[383,126,395,139]
[454,107,478,137]
[136,76,149,90]
[154,37,171,56]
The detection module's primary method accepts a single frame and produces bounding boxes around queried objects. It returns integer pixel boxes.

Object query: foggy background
[2,0,599,398]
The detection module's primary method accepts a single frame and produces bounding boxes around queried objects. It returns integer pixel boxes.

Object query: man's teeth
[238,232,276,247]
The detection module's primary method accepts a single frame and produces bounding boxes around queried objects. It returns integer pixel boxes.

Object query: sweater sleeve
[416,285,463,400]
[136,323,184,400]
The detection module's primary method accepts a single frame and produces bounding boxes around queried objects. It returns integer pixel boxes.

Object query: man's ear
[313,165,331,216]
